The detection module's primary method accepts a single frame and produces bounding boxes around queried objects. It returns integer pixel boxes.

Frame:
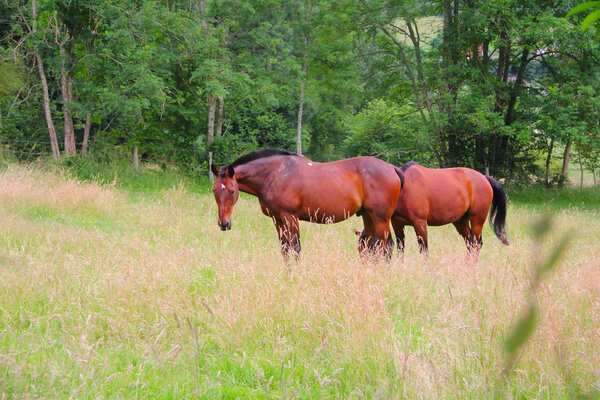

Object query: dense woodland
[1,0,600,182]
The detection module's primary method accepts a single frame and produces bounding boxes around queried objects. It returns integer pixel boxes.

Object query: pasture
[0,164,598,399]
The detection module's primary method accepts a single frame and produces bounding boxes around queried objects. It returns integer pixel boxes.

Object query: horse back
[263,156,399,222]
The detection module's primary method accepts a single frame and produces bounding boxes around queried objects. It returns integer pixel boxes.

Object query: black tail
[486,176,509,245]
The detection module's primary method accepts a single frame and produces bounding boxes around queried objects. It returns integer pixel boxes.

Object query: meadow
[0,163,599,399]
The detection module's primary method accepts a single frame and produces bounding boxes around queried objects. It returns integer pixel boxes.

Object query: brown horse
[210,149,402,259]
[355,161,509,257]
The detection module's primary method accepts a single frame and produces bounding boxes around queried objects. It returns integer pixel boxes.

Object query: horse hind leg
[412,219,429,256]
[469,218,485,261]
[458,209,486,263]
[391,220,405,259]
[453,214,473,250]
[453,214,481,263]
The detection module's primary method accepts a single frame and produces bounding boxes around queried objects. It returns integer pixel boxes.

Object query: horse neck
[234,161,277,197]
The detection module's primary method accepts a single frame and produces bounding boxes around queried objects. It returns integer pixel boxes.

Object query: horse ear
[210,164,219,176]
[351,228,361,236]
[227,166,235,178]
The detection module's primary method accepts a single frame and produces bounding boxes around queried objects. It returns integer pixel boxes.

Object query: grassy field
[0,163,599,399]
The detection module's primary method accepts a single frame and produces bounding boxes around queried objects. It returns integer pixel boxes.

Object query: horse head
[352,228,393,260]
[211,164,239,231]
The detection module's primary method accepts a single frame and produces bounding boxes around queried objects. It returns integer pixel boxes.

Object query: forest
[1,0,600,183]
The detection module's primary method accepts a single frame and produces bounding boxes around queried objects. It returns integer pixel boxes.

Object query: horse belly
[298,188,361,224]
[427,185,469,225]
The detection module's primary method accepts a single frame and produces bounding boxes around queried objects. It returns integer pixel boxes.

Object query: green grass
[507,184,600,211]
[0,163,598,399]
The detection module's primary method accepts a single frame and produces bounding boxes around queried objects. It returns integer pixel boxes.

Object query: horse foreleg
[412,220,429,256]
[275,213,301,261]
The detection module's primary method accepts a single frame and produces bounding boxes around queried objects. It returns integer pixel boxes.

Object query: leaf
[531,215,552,239]
[536,234,572,278]
[504,305,537,354]
[566,1,600,17]
[581,9,600,31]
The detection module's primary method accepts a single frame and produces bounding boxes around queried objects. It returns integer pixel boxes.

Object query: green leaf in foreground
[531,216,552,239]
[581,9,600,31]
[504,305,537,355]
[535,234,572,279]
[566,1,600,17]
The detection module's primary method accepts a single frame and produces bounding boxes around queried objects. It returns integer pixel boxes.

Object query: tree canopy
[1,0,599,182]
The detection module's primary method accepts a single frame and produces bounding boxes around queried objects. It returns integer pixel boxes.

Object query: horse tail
[486,176,510,245]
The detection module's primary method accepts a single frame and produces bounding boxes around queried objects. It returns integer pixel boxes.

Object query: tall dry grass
[0,165,598,398]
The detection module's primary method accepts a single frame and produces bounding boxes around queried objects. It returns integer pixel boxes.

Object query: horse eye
[230,190,235,196]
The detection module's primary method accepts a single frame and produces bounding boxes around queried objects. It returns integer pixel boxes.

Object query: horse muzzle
[218,220,232,231]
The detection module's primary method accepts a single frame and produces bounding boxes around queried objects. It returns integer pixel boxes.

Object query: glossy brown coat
[211,149,401,259]
[390,162,509,257]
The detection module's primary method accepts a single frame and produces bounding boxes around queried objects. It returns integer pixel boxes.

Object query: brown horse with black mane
[211,149,402,259]
[355,161,509,258]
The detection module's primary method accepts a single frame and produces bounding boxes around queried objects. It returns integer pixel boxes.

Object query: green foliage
[343,99,431,165]
[502,215,570,380]
[57,147,209,194]
[0,0,599,180]
[567,1,600,36]
[0,61,23,100]
[504,305,537,355]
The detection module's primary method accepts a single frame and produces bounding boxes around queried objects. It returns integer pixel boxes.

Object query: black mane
[399,161,418,172]
[229,148,298,168]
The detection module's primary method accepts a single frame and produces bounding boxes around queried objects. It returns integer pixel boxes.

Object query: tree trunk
[442,0,457,166]
[408,21,447,165]
[82,112,91,154]
[297,0,311,156]
[545,137,554,185]
[36,54,61,162]
[199,0,208,35]
[504,48,530,126]
[475,133,485,172]
[82,51,94,155]
[207,96,216,145]
[32,0,60,161]
[200,0,217,181]
[133,146,139,170]
[216,97,224,137]
[593,169,596,186]
[560,138,572,183]
[578,143,584,189]
[60,46,76,156]
[207,96,216,181]
[297,73,306,155]
[496,47,530,172]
